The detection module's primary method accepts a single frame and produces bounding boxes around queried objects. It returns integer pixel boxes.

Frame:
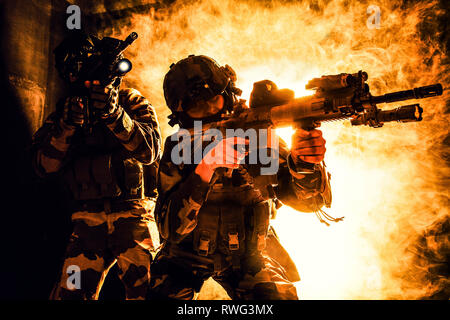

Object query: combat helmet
[53,31,130,89]
[53,31,101,84]
[164,55,242,127]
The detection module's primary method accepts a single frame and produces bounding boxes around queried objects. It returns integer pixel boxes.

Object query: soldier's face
[186,95,224,119]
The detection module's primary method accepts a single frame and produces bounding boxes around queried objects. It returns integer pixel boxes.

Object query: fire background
[0,0,448,300]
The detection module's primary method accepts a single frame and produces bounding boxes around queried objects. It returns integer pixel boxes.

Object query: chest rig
[63,121,144,201]
[192,167,279,265]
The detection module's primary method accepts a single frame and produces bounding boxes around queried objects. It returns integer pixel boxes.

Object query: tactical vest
[191,167,278,258]
[62,121,145,201]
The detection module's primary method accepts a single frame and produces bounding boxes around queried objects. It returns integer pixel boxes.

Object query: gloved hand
[62,96,85,127]
[290,128,326,164]
[195,136,249,183]
[85,80,120,117]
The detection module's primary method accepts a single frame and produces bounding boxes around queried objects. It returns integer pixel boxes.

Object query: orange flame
[109,0,448,299]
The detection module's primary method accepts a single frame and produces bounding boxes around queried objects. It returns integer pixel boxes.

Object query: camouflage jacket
[32,88,161,178]
[155,134,332,244]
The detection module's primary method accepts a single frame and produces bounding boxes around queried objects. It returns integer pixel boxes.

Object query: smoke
[103,0,448,299]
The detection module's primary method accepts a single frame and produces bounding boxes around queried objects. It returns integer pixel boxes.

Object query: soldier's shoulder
[119,87,143,97]
[119,87,150,106]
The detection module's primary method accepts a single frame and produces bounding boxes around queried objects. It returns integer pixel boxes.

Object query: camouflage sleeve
[31,109,76,176]
[274,140,332,213]
[102,88,161,165]
[154,137,211,243]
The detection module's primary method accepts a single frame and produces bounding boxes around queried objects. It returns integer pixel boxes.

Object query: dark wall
[0,0,123,300]
[0,0,84,300]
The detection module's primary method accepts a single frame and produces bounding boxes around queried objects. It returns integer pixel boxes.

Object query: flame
[107,0,448,299]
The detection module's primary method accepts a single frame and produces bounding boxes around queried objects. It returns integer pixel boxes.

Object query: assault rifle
[195,72,443,172]
[79,32,138,133]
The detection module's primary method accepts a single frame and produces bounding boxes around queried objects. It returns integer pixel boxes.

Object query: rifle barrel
[370,83,443,104]
[117,32,138,55]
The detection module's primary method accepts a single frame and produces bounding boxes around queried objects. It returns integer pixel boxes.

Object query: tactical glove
[62,96,85,127]
[195,136,248,183]
[87,80,120,117]
[290,128,326,165]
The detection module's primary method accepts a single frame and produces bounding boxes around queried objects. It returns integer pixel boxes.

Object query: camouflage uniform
[147,55,332,300]
[32,88,161,300]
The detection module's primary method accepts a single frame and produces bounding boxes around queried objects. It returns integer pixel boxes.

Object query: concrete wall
[1,0,72,133]
[3,0,51,132]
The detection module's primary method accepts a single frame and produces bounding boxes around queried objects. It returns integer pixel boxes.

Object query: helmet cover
[163,55,230,113]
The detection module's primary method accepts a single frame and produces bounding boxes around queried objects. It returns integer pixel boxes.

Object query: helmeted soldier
[31,32,161,300]
[147,55,332,300]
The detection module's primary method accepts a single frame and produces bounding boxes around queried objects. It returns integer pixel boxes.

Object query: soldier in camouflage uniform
[147,55,332,300]
[31,33,161,300]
